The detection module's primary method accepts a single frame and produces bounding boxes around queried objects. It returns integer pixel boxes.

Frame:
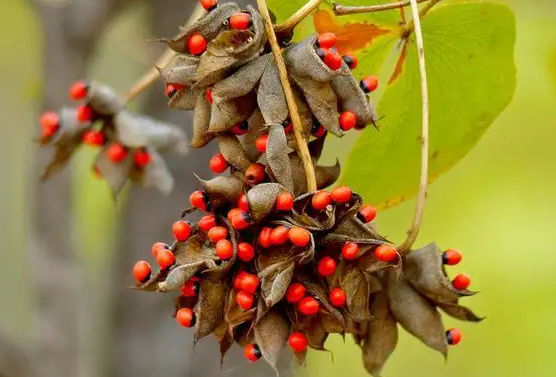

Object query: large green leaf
[341,3,516,208]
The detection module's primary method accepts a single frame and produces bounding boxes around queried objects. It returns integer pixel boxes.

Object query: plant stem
[333,0,428,15]
[403,0,443,34]
[257,0,317,192]
[397,0,429,254]
[274,0,326,33]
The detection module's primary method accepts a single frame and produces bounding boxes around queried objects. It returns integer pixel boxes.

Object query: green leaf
[342,3,517,208]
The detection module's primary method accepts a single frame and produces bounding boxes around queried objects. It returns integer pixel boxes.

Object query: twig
[274,0,326,33]
[123,4,205,104]
[403,0,443,35]
[256,0,318,192]
[397,0,429,254]
[333,0,428,15]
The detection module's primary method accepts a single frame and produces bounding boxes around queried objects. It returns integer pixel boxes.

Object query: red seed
[234,271,248,290]
[288,332,309,353]
[311,191,331,210]
[156,249,176,269]
[237,242,255,262]
[236,290,254,310]
[107,143,127,163]
[374,244,398,262]
[40,111,60,138]
[339,111,357,131]
[209,153,228,174]
[331,186,352,203]
[172,220,191,242]
[317,257,337,277]
[324,52,343,70]
[298,297,319,316]
[270,226,290,245]
[208,226,228,243]
[276,192,294,211]
[311,123,326,138]
[231,211,252,230]
[255,134,268,153]
[181,277,200,297]
[342,54,358,70]
[239,273,259,294]
[357,205,377,223]
[244,344,262,362]
[198,215,216,232]
[329,288,347,307]
[216,239,233,260]
[258,227,273,248]
[282,118,293,133]
[288,227,311,247]
[76,105,93,123]
[227,208,242,223]
[69,80,88,100]
[286,283,306,303]
[360,75,379,93]
[245,163,265,185]
[452,273,471,291]
[443,248,462,265]
[231,120,249,135]
[446,328,462,345]
[205,88,213,104]
[132,260,151,283]
[189,190,209,211]
[133,149,152,168]
[188,33,207,56]
[151,242,169,258]
[229,12,251,30]
[317,32,337,49]
[176,308,196,328]
[200,0,217,11]
[82,130,105,147]
[342,242,359,260]
[165,84,179,98]
[238,193,250,212]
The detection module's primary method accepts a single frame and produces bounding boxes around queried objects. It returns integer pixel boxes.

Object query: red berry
[82,130,105,147]
[208,226,228,243]
[357,205,377,223]
[231,211,252,230]
[245,163,265,185]
[270,226,290,245]
[239,273,259,294]
[342,54,358,70]
[231,120,249,135]
[282,118,293,133]
[188,33,207,56]
[238,193,250,212]
[107,143,127,163]
[342,242,360,260]
[446,328,462,345]
[151,242,169,258]
[331,186,352,203]
[324,52,343,70]
[189,190,209,211]
[298,297,319,316]
[374,244,398,262]
[288,332,309,353]
[237,242,255,262]
[209,153,228,174]
[165,84,182,98]
[76,105,93,123]
[181,278,200,297]
[172,220,191,242]
[156,249,176,269]
[317,32,337,49]
[256,134,268,153]
[443,248,462,266]
[452,273,471,291]
[286,283,306,303]
[244,344,262,362]
[176,308,196,328]
[69,80,88,100]
[133,149,152,168]
[311,123,326,138]
[216,239,233,260]
[276,192,294,211]
[205,88,213,104]
[234,271,248,290]
[329,288,347,307]
[288,227,311,247]
[311,191,331,210]
[132,260,151,283]
[258,227,273,248]
[200,0,217,11]
[40,111,60,138]
[227,208,242,223]
[229,12,251,30]
[198,215,216,232]
[236,290,254,310]
[317,256,337,277]
[339,111,357,131]
[360,76,379,93]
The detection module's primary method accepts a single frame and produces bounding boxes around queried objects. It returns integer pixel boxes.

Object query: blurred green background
[1,0,555,377]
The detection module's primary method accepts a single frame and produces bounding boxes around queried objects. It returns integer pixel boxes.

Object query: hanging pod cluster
[129,1,483,375]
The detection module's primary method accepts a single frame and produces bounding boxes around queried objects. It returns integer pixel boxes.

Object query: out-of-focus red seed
[276,192,294,211]
[339,111,357,131]
[258,227,273,248]
[255,134,268,153]
[198,215,216,232]
[237,242,255,262]
[286,283,306,303]
[331,186,352,203]
[311,191,331,210]
[205,88,213,104]
[176,308,196,327]
[452,274,471,291]
[238,193,250,212]
[357,205,377,223]
[342,54,358,70]
[270,226,290,245]
[231,120,249,135]
[374,244,398,262]
[216,239,234,260]
[156,249,176,269]
[442,248,462,265]
[298,297,320,316]
[288,227,311,247]
[133,149,152,168]
[342,242,359,260]
[282,118,293,133]
[107,143,127,163]
[82,130,105,147]
[188,33,207,56]
[236,290,254,310]
[208,226,228,243]
[40,111,60,138]
[360,76,379,93]
[317,257,337,277]
[172,220,191,242]
[69,80,88,100]
[76,105,94,123]
[133,260,151,283]
[329,288,347,307]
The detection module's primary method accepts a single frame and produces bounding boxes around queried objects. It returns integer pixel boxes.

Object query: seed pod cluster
[38,81,188,195]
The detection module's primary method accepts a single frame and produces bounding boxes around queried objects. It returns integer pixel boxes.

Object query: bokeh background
[1,0,555,377]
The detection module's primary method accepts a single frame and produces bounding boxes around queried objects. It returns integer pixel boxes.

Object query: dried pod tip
[231,120,249,135]
[151,242,170,258]
[311,190,332,210]
[288,332,309,353]
[76,105,94,123]
[208,226,228,243]
[357,204,377,223]
[339,111,357,131]
[288,227,311,247]
[69,80,89,101]
[176,308,196,328]
[451,273,471,291]
[236,290,255,309]
[255,134,269,153]
[374,244,397,262]
[360,76,379,93]
[216,239,234,260]
[270,226,290,245]
[188,33,207,56]
[245,163,265,185]
[200,0,217,12]
[244,344,262,362]
[199,215,216,232]
[231,211,252,230]
[258,227,273,248]
[275,192,294,211]
[329,288,346,307]
[331,186,352,204]
[189,190,210,211]
[317,32,337,49]
[133,149,152,168]
[342,242,359,261]
[229,12,252,30]
[209,153,229,174]
[132,260,151,283]
[237,242,255,262]
[156,249,176,269]
[82,130,105,147]
[286,282,306,304]
[181,277,200,297]
[40,111,60,138]
[238,193,249,212]
[205,89,214,104]
[298,296,320,316]
[107,143,127,163]
[317,256,337,277]
[342,54,358,70]
[311,123,326,138]
[442,248,462,265]
[172,220,191,242]
[446,328,462,345]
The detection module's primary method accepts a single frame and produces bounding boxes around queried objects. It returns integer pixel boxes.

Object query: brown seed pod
[229,6,267,60]
[240,109,266,161]
[258,62,288,125]
[93,145,134,197]
[224,285,256,337]
[191,92,214,148]
[158,54,200,86]
[315,161,342,190]
[283,34,339,82]
[168,86,203,111]
[246,183,285,221]
[86,82,124,115]
[266,124,294,192]
[196,171,245,210]
[437,302,484,322]
[196,272,229,341]
[338,263,373,321]
[254,309,290,371]
[208,91,257,133]
[216,134,252,171]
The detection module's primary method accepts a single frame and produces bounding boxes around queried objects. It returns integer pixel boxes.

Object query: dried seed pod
[254,309,290,371]
[93,144,134,197]
[315,161,341,190]
[158,55,200,86]
[212,54,270,103]
[168,86,203,111]
[196,272,229,341]
[240,109,266,161]
[191,92,214,148]
[258,62,288,125]
[259,261,295,308]
[266,124,294,192]
[86,82,124,115]
[216,134,252,171]
[140,148,174,195]
[208,92,257,133]
[438,303,484,323]
[225,285,256,336]
[338,264,373,321]
[246,182,284,221]
[283,34,340,82]
[197,171,244,210]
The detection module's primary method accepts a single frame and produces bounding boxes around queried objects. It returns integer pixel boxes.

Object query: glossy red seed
[442,248,462,265]
[231,120,249,135]
[231,211,251,230]
[298,297,319,316]
[244,344,262,362]
[374,244,398,262]
[181,277,200,297]
[172,220,191,242]
[236,290,254,310]
[151,242,169,258]
[205,88,213,104]
[311,123,326,138]
[239,273,259,294]
[227,208,242,223]
[208,226,228,243]
[40,111,60,138]
[255,134,268,153]
[76,105,93,123]
[339,111,357,131]
[324,52,343,70]
[276,192,294,211]
[452,274,471,291]
[245,163,265,185]
[258,227,273,248]
[189,190,208,211]
[270,226,290,245]
[176,308,196,328]
[317,32,337,49]
[132,260,151,283]
[107,143,127,163]
[165,84,178,98]
[237,242,255,262]
[282,118,293,133]
[82,130,105,147]
[198,215,216,232]
[357,205,377,223]
[331,186,352,203]
[238,193,250,212]
[311,191,331,210]
[133,150,152,167]
[317,257,337,277]
[209,153,228,174]
[342,242,359,260]
[288,332,309,353]
[200,0,217,11]
[342,54,358,70]
[216,239,233,260]
[286,283,306,303]
[446,328,462,345]
[329,288,347,307]
[234,271,248,290]
[360,76,379,93]
[69,81,88,100]
[156,249,176,269]
[188,33,207,56]
[288,227,311,247]
[229,12,251,30]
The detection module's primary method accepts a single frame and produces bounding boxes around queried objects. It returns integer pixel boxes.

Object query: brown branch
[274,0,326,33]
[333,0,428,15]
[256,0,317,192]
[397,0,429,254]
